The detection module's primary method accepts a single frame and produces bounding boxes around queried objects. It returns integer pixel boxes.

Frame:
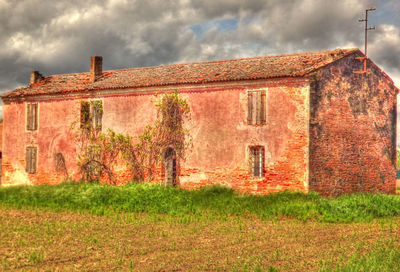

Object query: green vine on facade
[72,91,191,183]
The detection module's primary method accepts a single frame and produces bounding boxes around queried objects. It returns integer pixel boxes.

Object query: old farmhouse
[1,48,398,196]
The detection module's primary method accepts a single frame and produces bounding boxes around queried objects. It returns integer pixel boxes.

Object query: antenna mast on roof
[354,7,376,74]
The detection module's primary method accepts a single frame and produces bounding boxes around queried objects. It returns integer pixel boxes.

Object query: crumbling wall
[1,102,32,186]
[85,79,310,194]
[309,53,397,196]
[1,99,79,186]
[173,79,310,194]
[2,78,310,195]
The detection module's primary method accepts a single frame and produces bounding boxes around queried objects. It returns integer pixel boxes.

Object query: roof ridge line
[42,48,360,78]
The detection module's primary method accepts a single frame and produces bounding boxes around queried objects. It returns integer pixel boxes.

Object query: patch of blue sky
[370,3,399,27]
[190,18,238,37]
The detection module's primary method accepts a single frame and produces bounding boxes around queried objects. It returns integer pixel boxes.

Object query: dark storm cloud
[191,0,267,18]
[0,0,199,91]
[370,25,400,71]
[0,0,399,97]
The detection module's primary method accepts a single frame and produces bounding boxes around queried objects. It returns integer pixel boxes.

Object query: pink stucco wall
[2,78,310,194]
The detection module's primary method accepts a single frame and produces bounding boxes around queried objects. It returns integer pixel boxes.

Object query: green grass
[28,250,44,265]
[320,239,400,272]
[1,182,400,222]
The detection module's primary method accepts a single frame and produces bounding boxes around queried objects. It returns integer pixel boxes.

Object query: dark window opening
[249,146,265,178]
[247,90,266,125]
[27,103,38,131]
[26,146,37,174]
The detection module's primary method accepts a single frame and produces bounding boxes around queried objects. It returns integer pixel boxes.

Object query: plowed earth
[1,208,399,271]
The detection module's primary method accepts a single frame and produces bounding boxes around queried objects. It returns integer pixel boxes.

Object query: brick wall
[309,52,397,196]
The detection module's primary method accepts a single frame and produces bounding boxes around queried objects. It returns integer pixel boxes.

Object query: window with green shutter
[26,146,37,174]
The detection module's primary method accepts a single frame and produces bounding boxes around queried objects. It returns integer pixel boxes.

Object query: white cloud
[0,0,398,94]
[391,75,400,90]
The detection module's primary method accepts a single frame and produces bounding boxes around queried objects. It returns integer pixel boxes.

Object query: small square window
[27,103,38,131]
[247,90,266,125]
[249,146,265,178]
[26,146,37,174]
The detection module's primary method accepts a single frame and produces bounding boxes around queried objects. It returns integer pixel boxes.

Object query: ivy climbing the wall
[72,91,191,183]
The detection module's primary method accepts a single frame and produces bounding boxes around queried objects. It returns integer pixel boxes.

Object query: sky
[0,0,399,119]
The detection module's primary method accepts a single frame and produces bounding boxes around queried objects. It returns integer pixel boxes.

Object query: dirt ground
[1,208,400,271]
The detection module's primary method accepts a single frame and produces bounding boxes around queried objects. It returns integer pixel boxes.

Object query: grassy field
[1,183,400,271]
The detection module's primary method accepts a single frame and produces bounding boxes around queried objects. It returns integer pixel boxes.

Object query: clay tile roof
[2,48,359,98]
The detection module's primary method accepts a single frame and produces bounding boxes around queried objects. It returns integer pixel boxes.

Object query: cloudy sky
[0,0,399,116]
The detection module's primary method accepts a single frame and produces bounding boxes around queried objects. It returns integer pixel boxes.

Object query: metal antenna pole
[354,7,375,74]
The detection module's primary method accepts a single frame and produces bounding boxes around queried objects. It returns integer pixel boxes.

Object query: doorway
[164,147,177,186]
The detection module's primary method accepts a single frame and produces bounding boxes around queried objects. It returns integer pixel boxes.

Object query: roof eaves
[1,48,359,99]
[301,48,360,77]
[366,58,400,94]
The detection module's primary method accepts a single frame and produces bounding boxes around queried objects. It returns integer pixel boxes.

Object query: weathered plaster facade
[309,52,397,196]
[1,49,398,196]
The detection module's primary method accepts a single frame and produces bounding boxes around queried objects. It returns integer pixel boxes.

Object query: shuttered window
[92,101,102,130]
[26,146,37,174]
[81,101,90,130]
[247,92,254,124]
[259,91,266,124]
[27,103,38,131]
[247,90,266,125]
[81,100,102,131]
[249,146,264,178]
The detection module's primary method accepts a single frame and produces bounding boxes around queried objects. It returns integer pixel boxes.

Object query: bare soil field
[1,208,400,271]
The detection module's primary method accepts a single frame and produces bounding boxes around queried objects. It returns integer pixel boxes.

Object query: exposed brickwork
[1,78,310,194]
[309,52,397,196]
[172,79,309,195]
[1,49,398,196]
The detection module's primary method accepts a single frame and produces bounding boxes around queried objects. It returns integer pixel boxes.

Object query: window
[26,146,37,174]
[92,101,102,130]
[27,103,38,131]
[81,101,90,129]
[81,100,102,131]
[247,90,266,125]
[249,146,264,178]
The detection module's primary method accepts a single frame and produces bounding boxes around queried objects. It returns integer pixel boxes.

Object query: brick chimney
[90,56,102,82]
[30,71,44,84]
